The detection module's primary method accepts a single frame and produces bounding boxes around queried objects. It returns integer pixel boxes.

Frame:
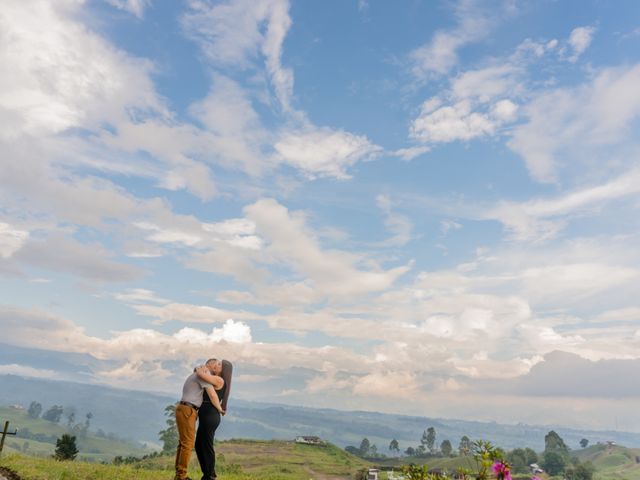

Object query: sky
[1,0,640,431]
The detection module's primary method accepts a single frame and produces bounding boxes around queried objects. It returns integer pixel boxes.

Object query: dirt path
[302,464,351,480]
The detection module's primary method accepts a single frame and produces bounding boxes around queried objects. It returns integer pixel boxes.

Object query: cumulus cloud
[105,0,152,18]
[0,223,28,259]
[274,127,381,179]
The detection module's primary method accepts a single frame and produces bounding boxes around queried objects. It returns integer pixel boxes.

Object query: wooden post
[0,420,18,458]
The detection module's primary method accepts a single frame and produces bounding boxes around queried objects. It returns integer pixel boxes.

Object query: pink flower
[492,462,512,480]
[532,477,542,480]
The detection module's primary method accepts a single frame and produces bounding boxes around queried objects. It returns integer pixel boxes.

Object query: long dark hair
[220,359,233,411]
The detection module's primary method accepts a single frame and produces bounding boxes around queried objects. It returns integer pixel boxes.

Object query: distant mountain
[1,374,639,451]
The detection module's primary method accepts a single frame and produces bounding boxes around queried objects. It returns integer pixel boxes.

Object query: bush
[54,434,79,461]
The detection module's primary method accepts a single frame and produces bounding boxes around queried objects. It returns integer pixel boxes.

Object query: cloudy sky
[1,0,640,431]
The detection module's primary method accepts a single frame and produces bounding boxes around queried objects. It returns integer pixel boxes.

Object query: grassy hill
[0,439,369,480]
[573,444,640,480]
[0,406,151,461]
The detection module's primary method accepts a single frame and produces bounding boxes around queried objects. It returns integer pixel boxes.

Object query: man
[175,359,224,480]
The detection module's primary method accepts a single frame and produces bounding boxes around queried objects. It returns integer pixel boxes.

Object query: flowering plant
[491,461,512,480]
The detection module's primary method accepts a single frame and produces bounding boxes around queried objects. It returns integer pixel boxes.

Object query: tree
[85,412,93,429]
[507,448,528,473]
[65,408,76,428]
[565,461,595,480]
[370,444,378,457]
[54,434,78,461]
[425,427,436,454]
[580,438,589,449]
[542,451,566,475]
[359,437,371,457]
[441,439,453,457]
[544,430,569,457]
[158,404,178,454]
[405,446,416,456]
[389,438,400,453]
[42,405,64,423]
[523,447,538,465]
[458,436,472,456]
[27,401,42,419]
[345,445,360,456]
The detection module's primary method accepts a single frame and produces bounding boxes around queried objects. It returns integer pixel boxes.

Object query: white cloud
[376,195,414,246]
[409,0,492,77]
[133,302,258,324]
[567,26,596,62]
[0,223,29,259]
[0,0,163,139]
[105,0,151,18]
[508,64,640,183]
[274,127,381,179]
[411,99,508,143]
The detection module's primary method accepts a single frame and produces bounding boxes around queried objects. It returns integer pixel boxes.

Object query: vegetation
[54,434,79,461]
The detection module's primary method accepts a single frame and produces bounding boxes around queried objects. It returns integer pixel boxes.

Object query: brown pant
[175,403,197,480]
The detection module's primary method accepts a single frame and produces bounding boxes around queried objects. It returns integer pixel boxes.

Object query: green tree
[42,405,64,423]
[580,438,589,449]
[458,435,472,456]
[54,434,78,461]
[545,430,569,457]
[389,438,400,453]
[542,451,566,475]
[566,461,595,480]
[27,401,42,419]
[402,464,432,480]
[426,427,436,454]
[370,444,378,457]
[345,445,360,456]
[158,404,178,454]
[441,439,453,456]
[523,447,538,465]
[405,446,416,456]
[507,448,528,473]
[359,437,370,457]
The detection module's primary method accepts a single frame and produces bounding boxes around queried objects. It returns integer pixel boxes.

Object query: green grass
[0,406,150,461]
[1,439,369,480]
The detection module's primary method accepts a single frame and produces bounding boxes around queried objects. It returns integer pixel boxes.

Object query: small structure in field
[294,435,323,445]
[367,468,380,480]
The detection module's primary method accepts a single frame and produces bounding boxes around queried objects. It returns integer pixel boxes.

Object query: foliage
[54,433,79,461]
[506,447,537,473]
[27,401,42,419]
[42,405,64,423]
[459,435,472,456]
[565,461,595,480]
[580,438,589,449]
[425,427,437,454]
[544,430,569,457]
[359,437,370,456]
[441,439,453,457]
[472,440,505,480]
[158,404,178,454]
[542,451,566,475]
[389,438,400,453]
[402,463,431,480]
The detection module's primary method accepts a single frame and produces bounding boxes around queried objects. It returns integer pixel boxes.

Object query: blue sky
[1,0,640,430]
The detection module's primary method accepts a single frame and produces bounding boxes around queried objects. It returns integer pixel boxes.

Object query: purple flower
[492,461,512,480]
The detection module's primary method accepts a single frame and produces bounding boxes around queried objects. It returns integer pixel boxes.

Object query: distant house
[9,404,24,410]
[295,435,323,445]
[530,463,544,474]
[367,468,380,480]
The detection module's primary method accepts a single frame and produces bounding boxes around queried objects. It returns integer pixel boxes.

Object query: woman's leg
[196,405,220,480]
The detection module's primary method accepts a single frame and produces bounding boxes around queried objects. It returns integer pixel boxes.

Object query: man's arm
[204,386,225,415]
[195,365,224,390]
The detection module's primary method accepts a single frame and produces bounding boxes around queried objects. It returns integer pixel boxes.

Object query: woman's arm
[195,365,225,390]
[204,386,225,415]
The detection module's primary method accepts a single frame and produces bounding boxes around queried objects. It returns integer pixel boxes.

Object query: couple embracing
[175,358,233,480]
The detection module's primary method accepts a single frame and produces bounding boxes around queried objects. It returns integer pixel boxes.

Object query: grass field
[0,406,150,461]
[0,439,369,480]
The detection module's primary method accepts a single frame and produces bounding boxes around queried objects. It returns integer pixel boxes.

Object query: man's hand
[196,365,209,374]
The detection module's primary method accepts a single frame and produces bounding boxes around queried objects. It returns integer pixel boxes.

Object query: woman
[195,359,233,480]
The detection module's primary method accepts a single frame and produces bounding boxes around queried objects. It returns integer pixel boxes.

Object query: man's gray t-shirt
[180,372,213,408]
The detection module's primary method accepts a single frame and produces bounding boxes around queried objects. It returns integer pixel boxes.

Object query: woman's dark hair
[220,359,233,411]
